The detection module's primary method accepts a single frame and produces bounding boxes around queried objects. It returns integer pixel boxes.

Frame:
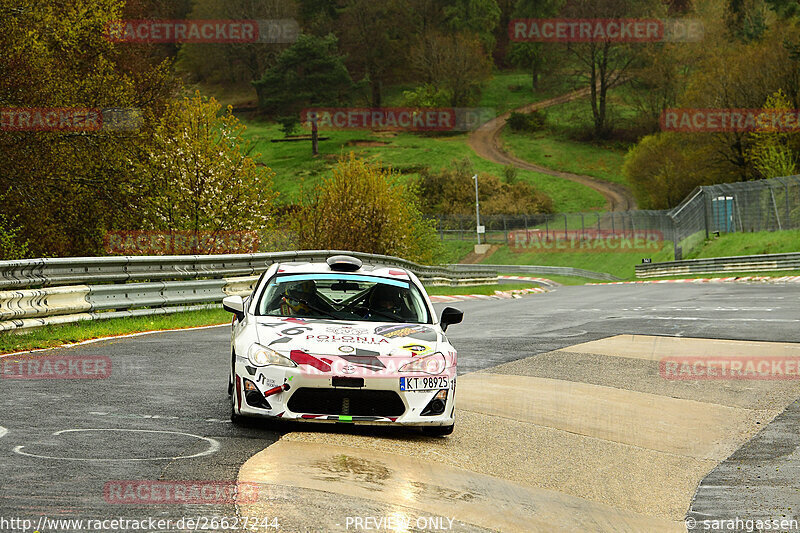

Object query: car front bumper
[233,359,456,426]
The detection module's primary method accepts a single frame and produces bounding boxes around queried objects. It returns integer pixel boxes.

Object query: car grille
[287,388,406,417]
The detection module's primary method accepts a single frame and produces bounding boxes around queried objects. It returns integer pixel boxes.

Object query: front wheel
[422,424,454,437]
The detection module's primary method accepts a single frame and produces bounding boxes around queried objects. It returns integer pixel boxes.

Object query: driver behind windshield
[279,279,333,317]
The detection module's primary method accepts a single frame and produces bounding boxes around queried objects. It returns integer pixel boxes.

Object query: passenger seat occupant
[367,284,410,319]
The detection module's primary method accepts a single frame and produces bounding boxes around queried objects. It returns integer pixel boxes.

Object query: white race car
[222,255,463,436]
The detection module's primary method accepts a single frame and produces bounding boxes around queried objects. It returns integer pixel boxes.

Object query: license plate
[400,376,449,391]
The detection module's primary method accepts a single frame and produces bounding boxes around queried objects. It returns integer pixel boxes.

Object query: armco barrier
[635,253,800,279]
[449,264,621,281]
[0,251,497,332]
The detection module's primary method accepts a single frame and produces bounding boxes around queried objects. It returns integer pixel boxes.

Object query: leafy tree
[443,0,502,52]
[253,33,356,117]
[291,154,440,264]
[679,25,799,180]
[0,0,176,257]
[0,210,30,260]
[622,133,712,209]
[337,0,405,108]
[560,0,664,138]
[725,0,768,42]
[746,90,799,179]
[176,0,298,86]
[507,0,564,90]
[409,31,493,106]
[628,43,692,133]
[133,94,277,249]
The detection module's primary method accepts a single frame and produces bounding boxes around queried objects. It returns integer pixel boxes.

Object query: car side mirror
[222,295,245,322]
[440,307,463,332]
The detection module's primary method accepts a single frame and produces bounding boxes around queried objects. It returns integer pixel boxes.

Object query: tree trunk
[371,76,382,108]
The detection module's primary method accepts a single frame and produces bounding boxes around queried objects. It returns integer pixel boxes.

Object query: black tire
[230,401,245,425]
[422,424,454,437]
[227,350,235,396]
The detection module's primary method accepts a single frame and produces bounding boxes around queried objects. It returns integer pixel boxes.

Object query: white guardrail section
[635,252,800,279]
[0,251,498,332]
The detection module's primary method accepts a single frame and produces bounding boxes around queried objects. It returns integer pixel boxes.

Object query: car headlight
[399,352,446,375]
[248,344,297,368]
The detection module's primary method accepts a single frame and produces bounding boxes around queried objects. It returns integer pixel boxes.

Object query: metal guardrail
[635,253,800,279]
[0,251,498,332]
[449,264,621,281]
[0,250,496,289]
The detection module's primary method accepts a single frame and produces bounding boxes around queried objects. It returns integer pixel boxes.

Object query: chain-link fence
[434,175,800,259]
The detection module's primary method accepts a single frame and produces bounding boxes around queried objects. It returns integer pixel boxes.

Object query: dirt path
[468,86,638,212]
[460,244,500,264]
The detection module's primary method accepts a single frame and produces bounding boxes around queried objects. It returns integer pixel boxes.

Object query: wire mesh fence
[434,175,800,259]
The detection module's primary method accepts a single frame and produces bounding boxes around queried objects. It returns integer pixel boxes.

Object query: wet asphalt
[0,282,799,532]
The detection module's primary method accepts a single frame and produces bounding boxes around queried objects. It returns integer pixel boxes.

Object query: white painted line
[13,428,220,461]
[0,426,7,439]
[616,316,800,323]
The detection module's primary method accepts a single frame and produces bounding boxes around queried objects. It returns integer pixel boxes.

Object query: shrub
[507,110,547,132]
[291,153,440,264]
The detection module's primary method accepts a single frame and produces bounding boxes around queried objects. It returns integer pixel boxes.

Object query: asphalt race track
[1,282,799,532]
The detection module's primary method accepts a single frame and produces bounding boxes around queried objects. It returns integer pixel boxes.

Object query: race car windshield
[257,274,431,323]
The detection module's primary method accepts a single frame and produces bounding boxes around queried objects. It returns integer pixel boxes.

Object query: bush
[419,158,553,215]
[507,110,547,132]
[0,212,30,260]
[291,153,440,264]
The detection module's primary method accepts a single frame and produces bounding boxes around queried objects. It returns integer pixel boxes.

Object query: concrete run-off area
[237,335,800,532]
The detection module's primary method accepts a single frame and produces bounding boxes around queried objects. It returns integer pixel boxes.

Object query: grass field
[687,230,800,259]
[241,120,605,212]
[500,130,628,185]
[234,69,608,213]
[483,245,674,280]
[0,308,230,355]
[424,282,537,296]
[498,83,636,187]
[455,229,800,281]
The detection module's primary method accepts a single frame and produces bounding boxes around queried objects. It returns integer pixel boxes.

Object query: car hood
[253,317,442,359]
